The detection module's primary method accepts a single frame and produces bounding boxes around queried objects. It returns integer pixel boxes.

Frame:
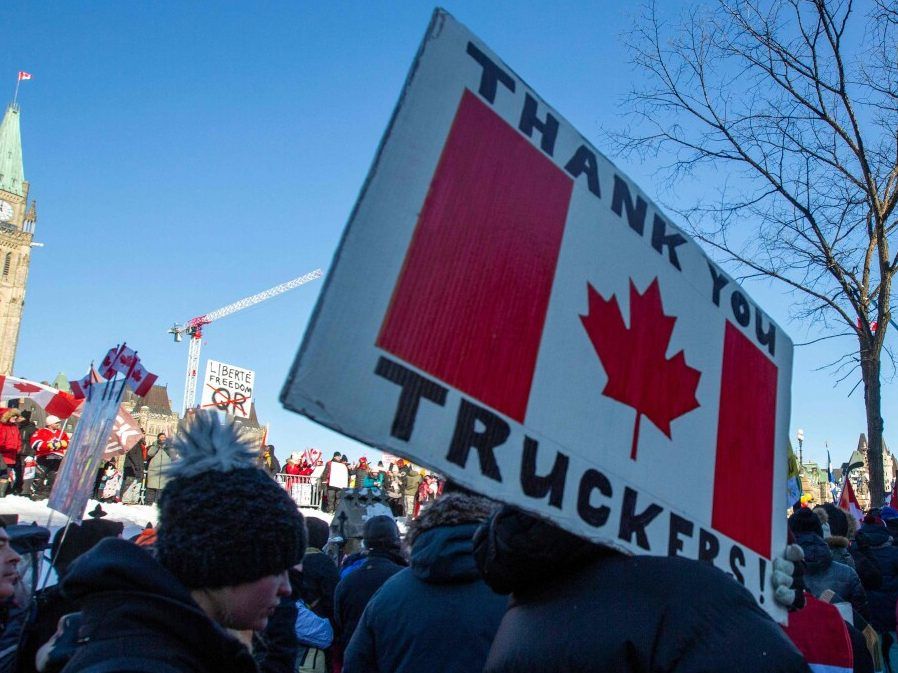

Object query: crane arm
[186,269,323,330]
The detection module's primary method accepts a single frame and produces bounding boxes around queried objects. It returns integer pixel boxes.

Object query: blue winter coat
[852,523,898,632]
[795,532,868,619]
[343,523,508,673]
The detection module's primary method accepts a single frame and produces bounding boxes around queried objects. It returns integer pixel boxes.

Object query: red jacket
[284,462,301,475]
[0,411,21,466]
[31,427,70,458]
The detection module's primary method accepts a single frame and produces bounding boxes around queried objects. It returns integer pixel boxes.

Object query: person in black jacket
[851,520,898,635]
[57,411,307,673]
[16,410,36,496]
[333,515,407,660]
[343,492,507,673]
[122,436,146,503]
[473,505,810,673]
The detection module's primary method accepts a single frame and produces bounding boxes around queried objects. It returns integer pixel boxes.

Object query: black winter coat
[333,549,406,655]
[300,548,339,622]
[123,441,145,480]
[851,523,898,632]
[343,523,507,673]
[474,506,810,673]
[59,539,258,673]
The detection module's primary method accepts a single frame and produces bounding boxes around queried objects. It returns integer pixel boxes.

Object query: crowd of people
[0,410,70,500]
[6,409,898,671]
[317,452,442,518]
[0,409,809,673]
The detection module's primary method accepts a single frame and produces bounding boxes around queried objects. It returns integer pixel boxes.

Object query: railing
[275,473,322,509]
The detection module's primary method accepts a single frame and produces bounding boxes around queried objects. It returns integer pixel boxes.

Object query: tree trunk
[863,353,886,508]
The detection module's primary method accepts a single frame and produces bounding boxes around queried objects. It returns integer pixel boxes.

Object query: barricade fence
[275,473,322,509]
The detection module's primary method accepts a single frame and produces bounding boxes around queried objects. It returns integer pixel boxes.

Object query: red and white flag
[126,361,157,397]
[280,13,794,617]
[0,375,78,419]
[17,72,31,81]
[98,346,122,379]
[69,367,102,400]
[839,479,864,522]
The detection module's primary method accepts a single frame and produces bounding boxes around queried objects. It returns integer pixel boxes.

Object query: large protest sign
[200,359,254,419]
[281,10,792,617]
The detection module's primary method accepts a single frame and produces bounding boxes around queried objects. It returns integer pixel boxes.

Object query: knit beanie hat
[156,411,307,589]
[363,515,400,551]
[788,508,823,537]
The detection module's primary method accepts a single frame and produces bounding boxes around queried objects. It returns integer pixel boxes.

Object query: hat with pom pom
[155,410,307,589]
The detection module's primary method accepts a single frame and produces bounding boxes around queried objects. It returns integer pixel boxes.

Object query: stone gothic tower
[0,103,36,375]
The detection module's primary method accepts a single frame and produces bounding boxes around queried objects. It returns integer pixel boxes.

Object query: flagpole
[12,76,19,108]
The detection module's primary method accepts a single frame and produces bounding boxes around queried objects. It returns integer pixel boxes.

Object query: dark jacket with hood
[333,547,407,655]
[795,532,868,618]
[474,506,809,673]
[343,494,507,673]
[59,538,258,673]
[851,523,898,632]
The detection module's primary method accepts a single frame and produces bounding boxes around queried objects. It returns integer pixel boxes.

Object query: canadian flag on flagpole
[126,360,157,398]
[69,367,102,400]
[17,72,31,81]
[839,479,864,522]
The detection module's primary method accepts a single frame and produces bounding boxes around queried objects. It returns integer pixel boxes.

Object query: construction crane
[169,268,323,415]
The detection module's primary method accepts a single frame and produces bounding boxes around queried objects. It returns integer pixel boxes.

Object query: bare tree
[615,0,898,506]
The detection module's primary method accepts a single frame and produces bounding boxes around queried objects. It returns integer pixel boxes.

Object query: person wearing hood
[0,409,21,497]
[343,492,506,673]
[788,508,868,619]
[57,410,308,673]
[822,504,856,569]
[473,504,809,673]
[333,515,407,662]
[144,431,175,505]
[852,516,898,635]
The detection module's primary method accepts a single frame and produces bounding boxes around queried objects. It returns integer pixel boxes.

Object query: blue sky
[0,2,876,468]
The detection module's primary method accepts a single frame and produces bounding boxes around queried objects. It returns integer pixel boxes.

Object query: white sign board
[281,10,792,617]
[201,359,254,419]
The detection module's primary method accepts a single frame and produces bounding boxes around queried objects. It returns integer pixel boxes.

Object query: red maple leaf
[12,382,41,394]
[579,278,701,461]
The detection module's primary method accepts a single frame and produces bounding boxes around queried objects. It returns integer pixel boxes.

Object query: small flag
[17,72,31,81]
[98,345,122,379]
[890,480,898,509]
[126,361,157,397]
[839,479,864,522]
[69,367,102,400]
[112,345,138,377]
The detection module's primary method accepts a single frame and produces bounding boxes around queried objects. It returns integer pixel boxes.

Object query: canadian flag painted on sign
[377,90,778,558]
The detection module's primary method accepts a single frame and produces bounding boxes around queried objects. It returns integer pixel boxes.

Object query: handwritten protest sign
[281,10,792,618]
[200,359,254,419]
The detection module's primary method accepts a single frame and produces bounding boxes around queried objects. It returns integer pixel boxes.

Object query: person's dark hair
[306,517,330,550]
[822,503,849,537]
[157,432,165,439]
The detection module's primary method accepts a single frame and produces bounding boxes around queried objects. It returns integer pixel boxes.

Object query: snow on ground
[0,494,331,540]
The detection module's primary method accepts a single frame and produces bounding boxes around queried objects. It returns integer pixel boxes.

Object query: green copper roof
[0,105,24,197]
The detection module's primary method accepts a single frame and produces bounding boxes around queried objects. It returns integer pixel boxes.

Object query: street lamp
[796,429,805,469]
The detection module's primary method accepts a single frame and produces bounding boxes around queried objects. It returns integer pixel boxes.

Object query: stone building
[851,433,896,510]
[123,385,180,439]
[123,384,266,449]
[0,103,37,375]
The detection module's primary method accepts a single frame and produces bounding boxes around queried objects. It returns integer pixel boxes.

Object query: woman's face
[215,570,291,631]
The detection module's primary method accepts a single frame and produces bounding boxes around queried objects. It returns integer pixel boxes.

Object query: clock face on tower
[0,201,12,223]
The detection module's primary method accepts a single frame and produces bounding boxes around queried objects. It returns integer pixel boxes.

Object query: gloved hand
[772,543,806,611]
